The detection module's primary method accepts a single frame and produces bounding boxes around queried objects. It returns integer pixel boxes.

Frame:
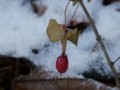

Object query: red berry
[56,54,68,73]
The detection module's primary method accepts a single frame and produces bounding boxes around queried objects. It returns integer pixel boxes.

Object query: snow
[0,0,48,57]
[92,79,118,90]
[0,0,120,77]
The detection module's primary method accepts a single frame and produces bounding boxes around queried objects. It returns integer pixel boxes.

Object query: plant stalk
[61,32,67,55]
[79,0,120,89]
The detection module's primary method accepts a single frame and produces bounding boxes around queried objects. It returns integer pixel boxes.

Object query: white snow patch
[0,0,120,77]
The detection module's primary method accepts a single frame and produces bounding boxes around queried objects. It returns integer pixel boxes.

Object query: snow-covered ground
[0,0,120,77]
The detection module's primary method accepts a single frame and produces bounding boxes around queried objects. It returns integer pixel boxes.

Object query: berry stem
[64,0,70,25]
[62,0,70,55]
[61,31,67,55]
[70,3,79,21]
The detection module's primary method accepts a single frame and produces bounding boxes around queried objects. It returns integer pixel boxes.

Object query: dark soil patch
[0,55,36,90]
[103,0,120,5]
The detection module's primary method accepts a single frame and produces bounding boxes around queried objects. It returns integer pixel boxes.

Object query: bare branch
[79,0,120,89]
[113,56,120,64]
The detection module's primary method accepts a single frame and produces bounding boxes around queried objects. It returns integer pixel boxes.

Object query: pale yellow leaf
[66,28,80,46]
[46,19,65,42]
[70,0,79,6]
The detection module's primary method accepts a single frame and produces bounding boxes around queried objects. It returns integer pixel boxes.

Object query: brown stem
[79,0,120,89]
[70,3,79,21]
[113,56,120,64]
[64,0,70,25]
[63,0,70,55]
[61,32,67,55]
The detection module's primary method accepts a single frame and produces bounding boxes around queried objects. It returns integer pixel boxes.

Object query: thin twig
[13,58,19,90]
[70,3,79,21]
[0,66,12,72]
[79,0,120,89]
[64,0,70,25]
[62,32,67,55]
[62,0,70,54]
[113,56,120,64]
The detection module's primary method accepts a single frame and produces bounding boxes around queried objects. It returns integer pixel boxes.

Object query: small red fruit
[56,54,68,73]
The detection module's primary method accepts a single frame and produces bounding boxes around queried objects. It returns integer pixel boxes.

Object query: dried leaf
[66,28,80,46]
[46,19,65,42]
[88,0,91,2]
[70,0,79,6]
